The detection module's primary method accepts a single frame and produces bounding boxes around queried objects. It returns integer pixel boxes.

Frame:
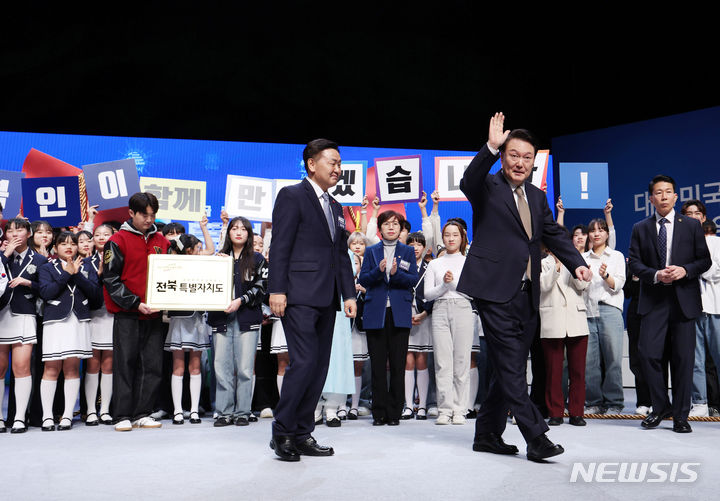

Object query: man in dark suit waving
[628,175,711,433]
[268,139,356,461]
[457,113,591,462]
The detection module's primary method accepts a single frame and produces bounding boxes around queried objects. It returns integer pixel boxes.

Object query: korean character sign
[21,176,82,227]
[434,157,473,201]
[82,159,141,210]
[329,161,366,205]
[139,177,207,221]
[225,175,274,222]
[146,254,233,310]
[0,170,25,217]
[374,155,422,203]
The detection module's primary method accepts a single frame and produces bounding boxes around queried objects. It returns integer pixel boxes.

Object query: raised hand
[556,196,564,214]
[88,204,99,222]
[372,197,380,210]
[604,198,613,214]
[431,190,440,204]
[418,191,427,209]
[361,195,369,209]
[488,112,510,150]
[220,209,229,226]
[200,213,209,227]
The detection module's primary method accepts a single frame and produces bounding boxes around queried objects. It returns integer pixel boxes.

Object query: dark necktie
[321,192,335,240]
[515,186,532,277]
[658,217,668,268]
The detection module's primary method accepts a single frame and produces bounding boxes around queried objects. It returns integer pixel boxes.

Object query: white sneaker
[150,410,168,420]
[635,406,651,416]
[452,414,466,425]
[132,416,162,429]
[436,414,451,425]
[584,406,602,414]
[357,406,371,416]
[689,403,709,417]
[427,406,439,417]
[605,406,623,415]
[260,407,274,418]
[115,419,132,432]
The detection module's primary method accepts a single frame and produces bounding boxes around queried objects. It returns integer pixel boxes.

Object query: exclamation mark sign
[580,172,589,200]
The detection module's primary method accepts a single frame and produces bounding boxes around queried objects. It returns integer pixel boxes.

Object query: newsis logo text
[570,462,700,483]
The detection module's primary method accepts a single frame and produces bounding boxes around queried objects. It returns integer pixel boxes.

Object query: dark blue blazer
[83,253,107,311]
[358,241,418,330]
[628,213,711,319]
[268,178,355,309]
[39,259,103,323]
[0,249,47,314]
[414,259,433,315]
[456,144,586,309]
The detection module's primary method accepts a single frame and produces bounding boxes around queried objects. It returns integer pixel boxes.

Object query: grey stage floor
[2,409,718,501]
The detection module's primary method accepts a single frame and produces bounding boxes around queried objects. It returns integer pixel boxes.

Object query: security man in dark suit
[457,113,591,462]
[628,175,711,433]
[268,138,356,461]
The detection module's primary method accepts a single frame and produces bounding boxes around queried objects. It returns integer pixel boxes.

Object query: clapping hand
[443,270,453,283]
[488,112,510,150]
[390,257,398,275]
[379,258,387,272]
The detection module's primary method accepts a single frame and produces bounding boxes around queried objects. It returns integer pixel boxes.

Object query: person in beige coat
[539,249,590,426]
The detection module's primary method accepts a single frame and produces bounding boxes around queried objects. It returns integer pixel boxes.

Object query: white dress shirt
[701,235,720,315]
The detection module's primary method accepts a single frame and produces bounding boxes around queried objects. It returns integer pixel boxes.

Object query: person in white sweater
[424,221,474,425]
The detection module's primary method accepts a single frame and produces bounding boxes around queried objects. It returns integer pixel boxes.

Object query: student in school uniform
[359,210,418,426]
[0,218,48,433]
[38,232,102,431]
[207,216,268,427]
[347,231,370,420]
[403,232,433,420]
[83,223,115,425]
[164,234,211,425]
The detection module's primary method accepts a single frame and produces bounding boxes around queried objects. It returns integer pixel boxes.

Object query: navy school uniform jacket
[207,251,268,333]
[39,258,103,323]
[0,248,47,314]
[82,253,107,311]
[358,241,418,330]
[414,259,434,315]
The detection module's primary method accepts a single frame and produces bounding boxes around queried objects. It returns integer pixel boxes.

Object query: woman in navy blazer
[359,210,418,425]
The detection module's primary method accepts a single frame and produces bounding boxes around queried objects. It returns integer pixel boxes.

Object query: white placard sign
[329,161,365,205]
[273,178,300,201]
[146,254,233,311]
[225,175,274,221]
[374,155,422,203]
[435,156,473,201]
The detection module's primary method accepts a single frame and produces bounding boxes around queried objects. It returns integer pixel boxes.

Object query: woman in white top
[582,218,626,414]
[424,221,474,425]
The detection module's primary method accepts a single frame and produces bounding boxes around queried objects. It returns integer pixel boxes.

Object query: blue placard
[21,176,82,226]
[0,170,25,218]
[559,163,609,209]
[82,158,141,210]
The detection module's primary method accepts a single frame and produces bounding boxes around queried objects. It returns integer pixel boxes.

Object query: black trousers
[273,303,335,441]
[112,313,165,422]
[365,308,410,421]
[638,290,695,419]
[475,286,548,443]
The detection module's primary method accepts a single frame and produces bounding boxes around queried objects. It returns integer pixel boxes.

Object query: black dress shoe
[465,409,478,419]
[270,436,301,462]
[387,419,400,426]
[347,409,359,420]
[569,416,587,426]
[672,419,692,433]
[235,416,249,426]
[326,417,341,427]
[472,433,519,455]
[295,436,334,456]
[641,410,672,429]
[527,433,564,462]
[548,417,563,426]
[248,415,258,422]
[372,417,387,426]
[10,420,27,434]
[214,416,233,427]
